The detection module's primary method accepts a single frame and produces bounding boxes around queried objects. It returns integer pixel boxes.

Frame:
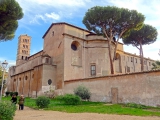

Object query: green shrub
[10,92,18,97]
[35,96,50,108]
[56,94,81,105]
[74,85,91,101]
[5,91,10,96]
[0,101,16,120]
[125,103,147,109]
[14,92,18,96]
[10,92,13,97]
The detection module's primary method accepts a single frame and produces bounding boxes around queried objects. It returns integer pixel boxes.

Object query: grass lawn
[2,96,160,117]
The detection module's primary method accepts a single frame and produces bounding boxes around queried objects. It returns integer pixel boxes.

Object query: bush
[56,94,81,105]
[10,92,13,97]
[10,92,18,97]
[5,91,10,96]
[0,101,16,120]
[125,103,147,109]
[35,96,50,108]
[74,85,91,101]
[14,92,18,96]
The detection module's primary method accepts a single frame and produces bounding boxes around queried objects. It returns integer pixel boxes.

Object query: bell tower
[16,34,31,65]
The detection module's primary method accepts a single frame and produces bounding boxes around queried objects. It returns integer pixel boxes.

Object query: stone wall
[63,70,160,107]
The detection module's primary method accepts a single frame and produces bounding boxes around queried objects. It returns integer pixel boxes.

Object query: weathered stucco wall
[43,24,65,89]
[41,64,56,93]
[64,70,160,107]
[9,65,43,97]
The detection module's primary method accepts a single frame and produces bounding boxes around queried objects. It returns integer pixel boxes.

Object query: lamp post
[0,60,8,101]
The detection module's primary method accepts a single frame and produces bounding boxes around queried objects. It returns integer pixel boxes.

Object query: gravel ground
[14,106,160,120]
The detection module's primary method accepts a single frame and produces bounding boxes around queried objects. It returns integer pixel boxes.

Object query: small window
[91,64,96,76]
[127,66,130,72]
[48,79,52,85]
[25,76,28,80]
[131,57,133,62]
[52,31,54,36]
[149,62,151,66]
[135,58,137,63]
[46,58,49,63]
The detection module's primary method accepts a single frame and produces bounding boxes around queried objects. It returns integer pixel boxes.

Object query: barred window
[91,65,96,76]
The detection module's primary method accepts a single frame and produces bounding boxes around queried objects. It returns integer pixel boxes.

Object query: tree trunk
[102,28,114,74]
[108,38,114,74]
[140,43,144,71]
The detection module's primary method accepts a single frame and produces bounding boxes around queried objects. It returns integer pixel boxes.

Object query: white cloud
[30,14,46,24]
[45,12,60,20]
[15,0,160,60]
[16,0,93,25]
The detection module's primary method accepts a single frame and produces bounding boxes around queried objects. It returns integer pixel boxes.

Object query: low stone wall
[63,70,160,107]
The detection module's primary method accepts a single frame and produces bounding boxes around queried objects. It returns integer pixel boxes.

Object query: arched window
[25,76,28,80]
[32,74,34,78]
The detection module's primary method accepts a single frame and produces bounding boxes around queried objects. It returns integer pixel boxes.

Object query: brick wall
[64,70,160,107]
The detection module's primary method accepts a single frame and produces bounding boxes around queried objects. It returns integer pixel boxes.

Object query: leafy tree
[83,6,145,74]
[0,0,23,41]
[122,24,158,71]
[152,61,160,70]
[0,64,2,87]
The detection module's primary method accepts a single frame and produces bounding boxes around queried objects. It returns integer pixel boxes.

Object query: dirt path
[14,106,160,120]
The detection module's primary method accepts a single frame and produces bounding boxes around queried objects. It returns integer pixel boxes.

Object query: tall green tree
[0,64,2,90]
[122,24,158,71]
[83,6,145,74]
[0,0,23,41]
[152,61,160,70]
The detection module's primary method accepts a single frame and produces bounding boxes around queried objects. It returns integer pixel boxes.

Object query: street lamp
[0,60,8,101]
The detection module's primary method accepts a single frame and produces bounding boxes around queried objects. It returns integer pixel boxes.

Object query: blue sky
[0,0,160,67]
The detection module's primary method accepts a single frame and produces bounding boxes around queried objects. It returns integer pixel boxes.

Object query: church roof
[42,22,94,39]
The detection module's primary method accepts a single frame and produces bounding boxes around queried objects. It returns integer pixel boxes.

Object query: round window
[71,44,77,51]
[48,79,52,85]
